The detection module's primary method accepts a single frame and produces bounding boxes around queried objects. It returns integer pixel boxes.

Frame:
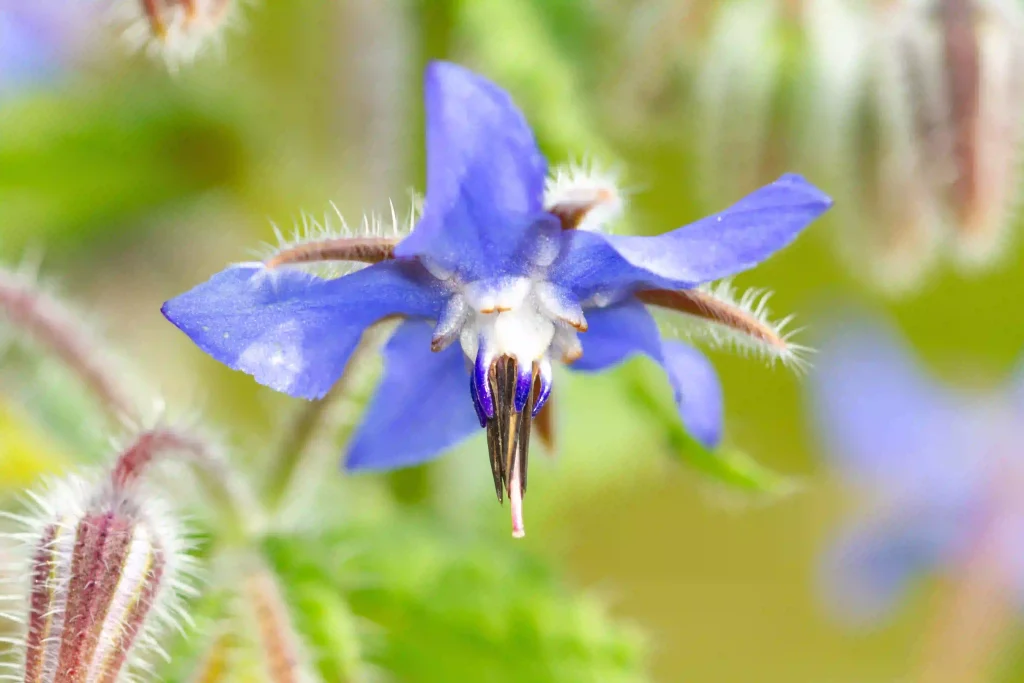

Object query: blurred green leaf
[289,583,366,683]
[0,397,69,489]
[453,0,610,158]
[267,517,649,683]
[0,87,246,257]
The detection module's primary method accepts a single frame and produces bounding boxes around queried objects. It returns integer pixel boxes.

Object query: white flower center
[458,278,558,364]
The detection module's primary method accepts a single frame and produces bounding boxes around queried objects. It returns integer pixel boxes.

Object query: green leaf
[288,583,365,683]
[265,517,650,683]
[0,87,245,257]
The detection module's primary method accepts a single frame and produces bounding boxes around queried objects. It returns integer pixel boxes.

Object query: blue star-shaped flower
[811,317,1024,622]
[163,61,832,536]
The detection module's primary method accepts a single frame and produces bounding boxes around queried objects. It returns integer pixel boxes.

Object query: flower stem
[263,398,335,510]
[113,427,259,541]
[0,268,137,422]
[243,564,306,683]
[914,515,1016,683]
[262,334,376,512]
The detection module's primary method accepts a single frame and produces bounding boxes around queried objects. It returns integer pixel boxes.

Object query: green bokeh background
[2,1,1024,681]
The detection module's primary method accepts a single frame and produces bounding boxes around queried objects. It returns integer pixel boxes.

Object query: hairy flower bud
[5,432,195,683]
[114,0,239,69]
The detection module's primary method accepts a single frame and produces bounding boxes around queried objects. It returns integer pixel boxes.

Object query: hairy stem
[112,427,258,540]
[0,268,137,422]
[264,237,397,270]
[263,333,377,512]
[244,565,305,683]
[636,288,786,348]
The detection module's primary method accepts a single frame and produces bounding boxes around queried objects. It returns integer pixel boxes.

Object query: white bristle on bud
[544,161,626,232]
[112,0,242,71]
[1,468,196,683]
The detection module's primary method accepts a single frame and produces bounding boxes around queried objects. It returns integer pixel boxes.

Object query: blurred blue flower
[0,1,88,93]
[811,318,1024,622]
[163,61,831,536]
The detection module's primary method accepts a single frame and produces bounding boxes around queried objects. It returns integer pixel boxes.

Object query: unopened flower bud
[10,432,194,683]
[115,0,239,69]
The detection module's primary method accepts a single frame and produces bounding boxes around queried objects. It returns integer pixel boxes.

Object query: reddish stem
[0,270,136,421]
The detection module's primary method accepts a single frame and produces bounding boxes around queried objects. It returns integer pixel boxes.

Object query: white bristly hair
[658,279,813,374]
[0,470,198,683]
[111,0,245,72]
[544,160,627,232]
[239,193,422,280]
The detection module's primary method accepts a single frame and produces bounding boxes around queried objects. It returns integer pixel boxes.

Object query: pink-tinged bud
[115,0,239,69]
[898,0,1024,268]
[943,0,1024,267]
[7,432,195,683]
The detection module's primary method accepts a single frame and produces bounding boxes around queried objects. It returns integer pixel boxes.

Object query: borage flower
[162,61,832,537]
[811,318,1024,623]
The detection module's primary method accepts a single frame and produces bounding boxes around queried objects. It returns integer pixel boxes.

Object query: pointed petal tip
[775,173,834,210]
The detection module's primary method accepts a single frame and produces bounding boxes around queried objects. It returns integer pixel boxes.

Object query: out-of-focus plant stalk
[332,0,412,209]
[0,266,256,542]
[914,490,1018,683]
[243,564,309,683]
[0,267,137,422]
[262,335,377,513]
[187,628,238,683]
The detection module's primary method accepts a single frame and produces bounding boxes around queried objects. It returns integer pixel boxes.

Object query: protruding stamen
[533,358,553,418]
[513,363,533,414]
[485,357,515,502]
[509,456,525,538]
[474,343,495,420]
[431,295,468,352]
[509,360,534,538]
[264,237,398,270]
[484,355,536,525]
[535,282,587,331]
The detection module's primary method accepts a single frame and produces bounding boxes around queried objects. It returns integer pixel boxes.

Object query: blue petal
[0,4,74,92]
[822,509,969,624]
[162,263,444,400]
[345,320,480,471]
[551,174,832,301]
[809,317,982,501]
[571,299,724,448]
[394,61,551,280]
